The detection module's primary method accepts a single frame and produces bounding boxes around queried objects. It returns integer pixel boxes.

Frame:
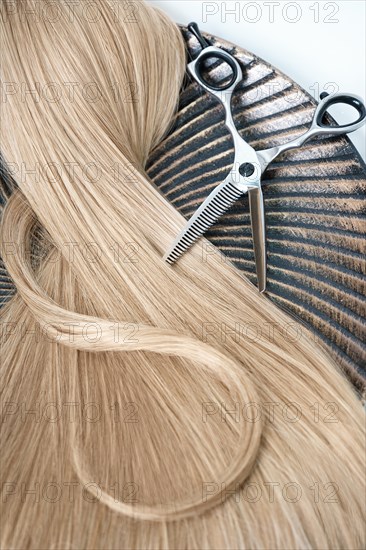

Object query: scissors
[164,22,366,292]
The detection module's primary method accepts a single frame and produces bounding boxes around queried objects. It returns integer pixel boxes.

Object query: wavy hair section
[0,1,365,548]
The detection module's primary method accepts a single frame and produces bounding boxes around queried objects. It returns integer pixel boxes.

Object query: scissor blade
[164,181,244,264]
[248,187,266,293]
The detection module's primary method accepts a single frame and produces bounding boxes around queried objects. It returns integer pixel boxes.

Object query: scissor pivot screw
[239,162,255,177]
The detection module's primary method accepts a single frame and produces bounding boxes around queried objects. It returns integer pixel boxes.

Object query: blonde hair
[0,1,365,548]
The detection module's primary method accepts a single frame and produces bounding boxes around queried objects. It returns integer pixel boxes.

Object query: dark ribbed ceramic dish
[1,27,365,391]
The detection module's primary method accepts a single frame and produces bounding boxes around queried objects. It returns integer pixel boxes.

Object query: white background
[148,0,366,161]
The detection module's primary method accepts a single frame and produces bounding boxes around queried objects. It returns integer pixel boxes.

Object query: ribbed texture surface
[0,162,16,306]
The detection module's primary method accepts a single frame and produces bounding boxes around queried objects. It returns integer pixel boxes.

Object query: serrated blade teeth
[164,182,243,264]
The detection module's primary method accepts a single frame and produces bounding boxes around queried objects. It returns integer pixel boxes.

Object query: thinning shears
[164,23,366,292]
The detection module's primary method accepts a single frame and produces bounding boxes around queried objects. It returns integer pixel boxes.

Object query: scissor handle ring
[315,93,366,129]
[195,50,239,92]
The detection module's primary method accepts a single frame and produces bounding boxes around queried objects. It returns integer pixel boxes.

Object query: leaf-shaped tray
[1,27,365,391]
[146,27,366,391]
